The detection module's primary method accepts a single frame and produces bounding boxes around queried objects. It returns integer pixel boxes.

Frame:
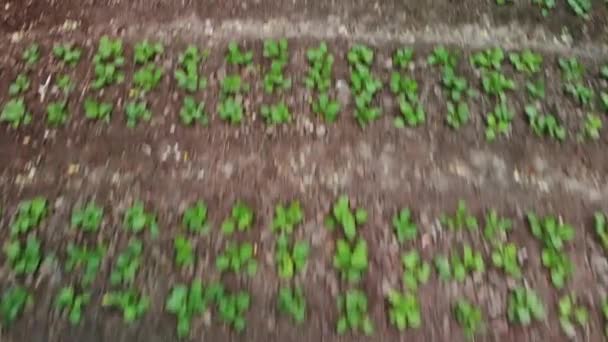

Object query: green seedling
[532,0,556,16]
[134,40,163,64]
[325,195,367,241]
[601,64,608,80]
[481,70,515,99]
[179,97,207,126]
[485,100,513,141]
[271,200,303,235]
[216,290,250,332]
[46,101,69,126]
[226,42,253,66]
[217,97,244,124]
[221,74,248,95]
[440,199,478,231]
[451,245,485,281]
[347,44,374,67]
[22,44,40,66]
[442,67,476,102]
[527,212,574,250]
[582,113,602,140]
[387,290,420,331]
[182,200,209,233]
[395,95,425,127]
[541,247,573,289]
[174,46,207,93]
[84,98,112,122]
[174,235,194,267]
[102,290,149,323]
[454,300,483,339]
[483,209,512,244]
[216,242,258,276]
[10,197,47,236]
[559,57,584,82]
[56,74,74,95]
[427,46,458,69]
[221,201,254,235]
[509,50,543,74]
[55,286,90,325]
[261,102,291,125]
[0,286,31,327]
[601,92,608,113]
[263,38,288,61]
[446,101,470,129]
[124,101,152,127]
[66,243,105,286]
[9,74,29,95]
[390,73,419,103]
[336,289,374,335]
[1,98,31,128]
[525,105,566,141]
[401,250,431,290]
[491,243,522,278]
[470,47,504,70]
[123,201,159,237]
[507,287,545,326]
[53,43,82,66]
[312,94,340,122]
[558,294,588,338]
[278,287,306,324]
[133,63,164,91]
[595,212,608,251]
[348,45,382,127]
[567,0,592,17]
[526,79,545,100]
[392,208,418,243]
[262,41,291,93]
[3,235,42,275]
[393,48,414,69]
[166,279,215,338]
[333,238,368,283]
[92,36,125,89]
[71,202,103,232]
[110,239,142,286]
[275,235,309,279]
[564,82,593,106]
[305,42,334,92]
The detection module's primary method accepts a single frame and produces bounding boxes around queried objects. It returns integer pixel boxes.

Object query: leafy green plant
[527,212,574,250]
[401,250,431,290]
[509,50,543,74]
[442,67,476,102]
[454,299,484,338]
[481,71,515,99]
[526,79,545,99]
[485,100,513,141]
[595,212,608,251]
[55,286,90,325]
[305,42,334,92]
[221,201,254,235]
[10,197,47,236]
[434,255,452,281]
[348,44,382,127]
[46,101,69,126]
[451,245,485,281]
[271,200,303,234]
[558,294,588,337]
[582,113,602,140]
[491,243,521,278]
[483,209,512,244]
[427,46,458,69]
[216,242,258,276]
[226,42,253,66]
[507,287,545,325]
[182,200,209,233]
[53,43,82,66]
[133,63,164,91]
[559,57,585,82]
[217,97,244,124]
[387,290,420,331]
[336,289,374,335]
[564,82,593,106]
[567,0,592,17]
[123,201,159,237]
[9,74,29,95]
[1,98,31,128]
[102,289,149,323]
[0,286,31,327]
[221,74,249,96]
[312,92,341,122]
[440,200,478,231]
[92,36,125,89]
[393,48,414,69]
[71,202,103,232]
[84,98,112,122]
[390,73,419,103]
[22,44,40,66]
[124,101,152,127]
[333,238,368,283]
[470,47,504,70]
[179,97,207,126]
[395,97,425,127]
[3,235,42,275]
[325,195,367,241]
[601,92,608,113]
[174,235,194,267]
[275,234,309,279]
[262,39,291,93]
[56,74,73,95]
[278,286,306,324]
[166,279,212,338]
[525,105,566,141]
[446,101,470,129]
[134,40,163,64]
[392,208,417,243]
[110,239,142,286]
[216,290,250,332]
[66,243,105,286]
[174,46,207,93]
[532,0,556,16]
[541,247,573,288]
[602,63,608,80]
[261,102,291,125]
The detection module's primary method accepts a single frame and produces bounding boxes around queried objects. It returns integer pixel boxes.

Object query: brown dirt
[1,2,608,342]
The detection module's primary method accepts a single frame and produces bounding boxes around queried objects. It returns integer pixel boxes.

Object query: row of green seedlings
[496,0,594,19]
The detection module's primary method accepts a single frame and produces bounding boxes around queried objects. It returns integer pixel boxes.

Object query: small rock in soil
[335,79,350,107]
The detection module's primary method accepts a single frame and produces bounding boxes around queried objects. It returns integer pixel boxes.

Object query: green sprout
[336,289,374,335]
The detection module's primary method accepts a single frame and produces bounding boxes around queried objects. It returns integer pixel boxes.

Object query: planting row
[2,196,608,339]
[1,38,608,142]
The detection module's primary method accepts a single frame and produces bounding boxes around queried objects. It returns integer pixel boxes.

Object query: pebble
[336,79,350,107]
